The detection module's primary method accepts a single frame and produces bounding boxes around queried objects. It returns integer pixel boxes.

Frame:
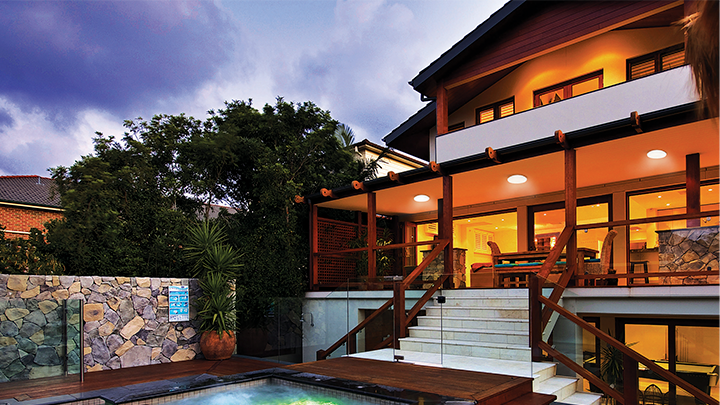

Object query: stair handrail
[535,287,718,405]
[316,239,449,360]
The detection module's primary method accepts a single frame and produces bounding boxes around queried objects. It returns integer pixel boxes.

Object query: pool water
[159,379,398,405]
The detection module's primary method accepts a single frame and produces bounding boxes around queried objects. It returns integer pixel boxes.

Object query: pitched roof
[0,176,61,208]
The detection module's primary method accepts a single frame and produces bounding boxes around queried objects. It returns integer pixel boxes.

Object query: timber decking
[0,357,279,402]
[0,357,556,405]
[286,357,555,405]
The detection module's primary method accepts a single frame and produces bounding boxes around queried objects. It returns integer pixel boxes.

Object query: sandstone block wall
[0,275,201,378]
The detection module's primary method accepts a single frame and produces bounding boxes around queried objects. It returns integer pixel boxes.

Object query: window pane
[538,90,564,106]
[478,108,494,123]
[675,326,720,403]
[661,50,685,71]
[571,77,601,97]
[628,324,670,397]
[534,208,564,250]
[631,59,656,80]
[499,101,514,118]
[577,203,609,252]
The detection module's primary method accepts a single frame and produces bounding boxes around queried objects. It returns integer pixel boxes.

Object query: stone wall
[0,275,201,376]
[658,226,719,284]
[420,248,466,288]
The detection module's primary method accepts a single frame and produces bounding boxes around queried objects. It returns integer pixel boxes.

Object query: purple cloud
[0,1,236,127]
[0,107,13,130]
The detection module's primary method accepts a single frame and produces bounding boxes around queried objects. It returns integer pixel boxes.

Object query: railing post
[529,274,543,362]
[393,276,405,348]
[623,353,639,405]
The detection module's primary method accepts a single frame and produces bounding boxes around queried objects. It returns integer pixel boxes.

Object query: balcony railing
[436,66,697,163]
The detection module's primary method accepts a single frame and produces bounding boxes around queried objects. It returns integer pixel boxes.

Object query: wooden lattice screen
[316,218,385,287]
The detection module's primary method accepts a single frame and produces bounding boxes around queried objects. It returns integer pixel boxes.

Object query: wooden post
[436,82,448,135]
[529,274,543,362]
[565,148,578,284]
[623,353,639,405]
[686,153,701,228]
[668,324,677,405]
[393,277,405,348]
[368,193,377,281]
[442,175,453,288]
[310,204,319,290]
[392,216,403,276]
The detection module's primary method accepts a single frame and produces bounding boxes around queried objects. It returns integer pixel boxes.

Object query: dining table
[492,247,599,287]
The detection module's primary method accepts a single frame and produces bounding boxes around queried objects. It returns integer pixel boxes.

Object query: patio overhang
[307,102,716,219]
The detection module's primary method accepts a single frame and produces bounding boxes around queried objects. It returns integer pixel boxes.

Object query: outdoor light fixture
[414,194,430,202]
[507,174,527,184]
[647,149,667,159]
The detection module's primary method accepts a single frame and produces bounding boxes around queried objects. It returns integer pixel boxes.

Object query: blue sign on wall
[169,285,189,322]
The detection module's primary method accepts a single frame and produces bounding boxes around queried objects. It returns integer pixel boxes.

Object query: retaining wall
[0,274,201,379]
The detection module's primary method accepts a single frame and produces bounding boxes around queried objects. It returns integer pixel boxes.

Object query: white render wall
[436,67,697,163]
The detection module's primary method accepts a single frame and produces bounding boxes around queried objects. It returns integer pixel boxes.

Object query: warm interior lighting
[647,149,667,159]
[414,194,430,202]
[507,174,527,184]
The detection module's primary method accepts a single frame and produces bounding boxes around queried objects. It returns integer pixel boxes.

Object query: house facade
[301,2,718,404]
[0,176,62,239]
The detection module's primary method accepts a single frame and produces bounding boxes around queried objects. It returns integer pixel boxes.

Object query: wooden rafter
[485,146,501,163]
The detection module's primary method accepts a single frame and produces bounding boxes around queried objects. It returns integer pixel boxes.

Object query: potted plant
[186,222,242,360]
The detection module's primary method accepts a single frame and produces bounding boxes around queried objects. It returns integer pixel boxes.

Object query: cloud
[0,107,13,130]
[0,1,238,128]
[273,0,427,142]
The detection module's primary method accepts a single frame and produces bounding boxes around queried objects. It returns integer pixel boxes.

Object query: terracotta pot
[200,330,236,360]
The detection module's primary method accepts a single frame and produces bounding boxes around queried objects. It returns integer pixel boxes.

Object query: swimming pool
[121,377,402,405]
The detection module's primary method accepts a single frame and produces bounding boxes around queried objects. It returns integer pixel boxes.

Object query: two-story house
[300,2,718,405]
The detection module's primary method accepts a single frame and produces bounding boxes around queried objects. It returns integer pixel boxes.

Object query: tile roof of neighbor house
[0,176,61,208]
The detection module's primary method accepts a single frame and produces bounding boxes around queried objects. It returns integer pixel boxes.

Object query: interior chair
[588,229,618,286]
[643,383,664,405]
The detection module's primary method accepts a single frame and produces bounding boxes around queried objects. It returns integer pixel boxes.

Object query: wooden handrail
[316,239,449,360]
[538,226,573,326]
[315,240,445,256]
[405,273,449,327]
[540,341,624,404]
[538,293,718,405]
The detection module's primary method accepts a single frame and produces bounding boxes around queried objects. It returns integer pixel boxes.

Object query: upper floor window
[627,44,685,81]
[475,97,515,125]
[533,70,603,107]
[448,122,465,132]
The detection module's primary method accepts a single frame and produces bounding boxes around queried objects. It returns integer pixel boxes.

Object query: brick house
[0,176,63,239]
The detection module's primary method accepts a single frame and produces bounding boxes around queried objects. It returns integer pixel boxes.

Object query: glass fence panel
[0,298,82,381]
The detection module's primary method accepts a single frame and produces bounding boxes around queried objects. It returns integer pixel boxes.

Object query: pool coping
[0,368,476,405]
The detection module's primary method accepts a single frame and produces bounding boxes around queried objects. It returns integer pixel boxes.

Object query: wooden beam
[442,175,453,288]
[630,111,642,133]
[388,171,403,184]
[555,130,569,149]
[686,153,701,227]
[294,195,305,204]
[565,148,577,280]
[436,81,448,135]
[367,192,377,280]
[321,188,337,198]
[310,204,319,290]
[485,147,501,163]
[430,161,444,175]
[528,275,543,362]
[352,180,366,192]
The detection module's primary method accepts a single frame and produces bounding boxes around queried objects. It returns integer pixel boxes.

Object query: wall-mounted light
[507,174,527,184]
[647,149,667,159]
[414,194,430,202]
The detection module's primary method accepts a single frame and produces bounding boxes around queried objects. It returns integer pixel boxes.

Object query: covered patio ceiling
[317,119,718,217]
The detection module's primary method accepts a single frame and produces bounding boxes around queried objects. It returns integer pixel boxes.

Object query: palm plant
[334,123,355,148]
[186,221,242,335]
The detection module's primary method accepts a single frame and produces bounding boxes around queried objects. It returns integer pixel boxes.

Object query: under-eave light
[507,174,527,184]
[414,194,430,202]
[647,149,667,159]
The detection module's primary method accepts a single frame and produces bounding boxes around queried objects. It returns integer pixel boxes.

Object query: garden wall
[0,274,201,380]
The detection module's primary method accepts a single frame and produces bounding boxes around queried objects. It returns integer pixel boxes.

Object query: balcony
[436,66,698,163]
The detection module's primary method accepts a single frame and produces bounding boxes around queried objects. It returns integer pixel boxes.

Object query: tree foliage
[41,97,371,327]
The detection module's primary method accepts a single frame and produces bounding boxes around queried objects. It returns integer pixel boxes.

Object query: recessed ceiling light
[414,194,430,202]
[647,149,667,159]
[507,174,527,184]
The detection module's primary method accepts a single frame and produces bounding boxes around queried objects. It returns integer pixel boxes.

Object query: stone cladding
[0,275,201,378]
[658,226,719,284]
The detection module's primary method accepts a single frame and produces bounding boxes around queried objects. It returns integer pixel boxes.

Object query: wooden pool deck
[0,357,555,405]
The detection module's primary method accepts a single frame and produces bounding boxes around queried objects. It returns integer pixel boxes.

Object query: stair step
[399,337,531,361]
[418,316,529,331]
[408,326,528,345]
[430,297,528,308]
[425,306,528,318]
[535,376,579,402]
[554,392,603,405]
[438,288,529,298]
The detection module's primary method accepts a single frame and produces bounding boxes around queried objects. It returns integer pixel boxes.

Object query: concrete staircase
[368,288,602,405]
